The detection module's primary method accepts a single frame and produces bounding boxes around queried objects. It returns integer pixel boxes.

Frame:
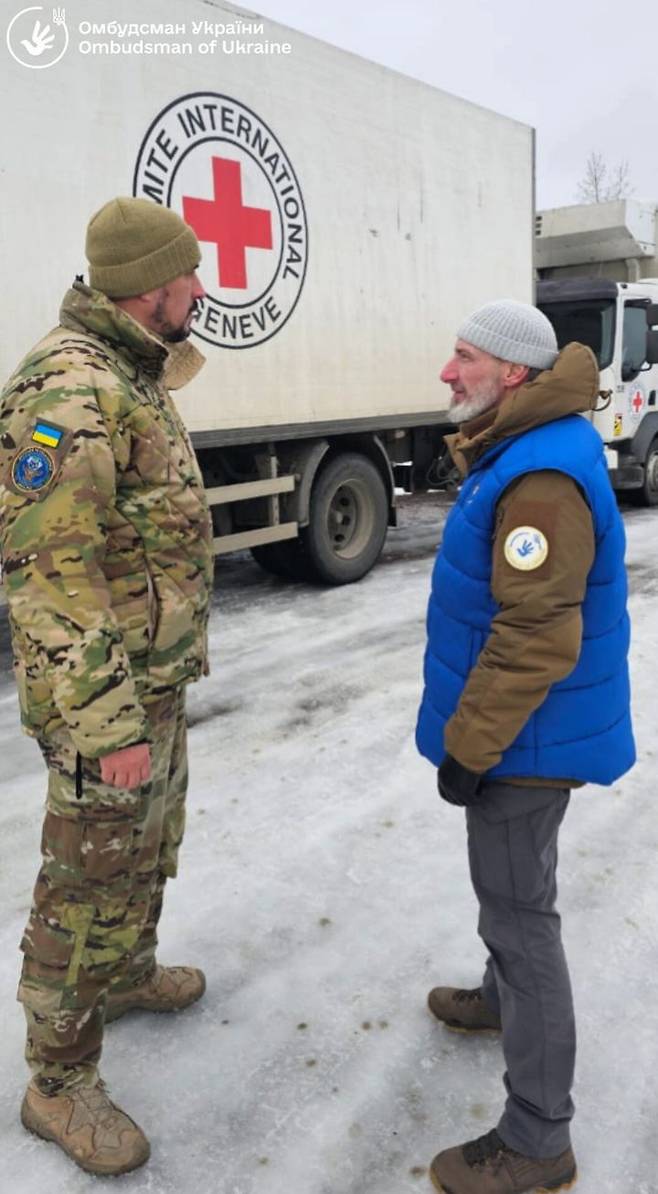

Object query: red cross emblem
[632,391,644,414]
[183,156,273,290]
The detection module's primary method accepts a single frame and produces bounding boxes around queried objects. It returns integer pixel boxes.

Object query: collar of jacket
[445,341,600,477]
[58,281,205,388]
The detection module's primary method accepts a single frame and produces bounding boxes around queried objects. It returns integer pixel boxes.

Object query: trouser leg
[19,805,151,1094]
[18,696,182,1093]
[481,955,501,1018]
[466,783,575,1158]
[113,689,188,990]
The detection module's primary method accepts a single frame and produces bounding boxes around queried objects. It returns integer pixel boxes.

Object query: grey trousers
[466,782,575,1159]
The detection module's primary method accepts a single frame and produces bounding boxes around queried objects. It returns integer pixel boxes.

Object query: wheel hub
[326,480,375,559]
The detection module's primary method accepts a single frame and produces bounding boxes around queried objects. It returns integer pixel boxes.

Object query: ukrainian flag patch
[32,421,64,449]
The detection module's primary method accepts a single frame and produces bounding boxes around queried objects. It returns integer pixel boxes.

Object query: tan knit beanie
[86,197,201,297]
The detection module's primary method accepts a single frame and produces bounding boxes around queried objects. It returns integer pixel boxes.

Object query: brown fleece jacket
[442,342,600,785]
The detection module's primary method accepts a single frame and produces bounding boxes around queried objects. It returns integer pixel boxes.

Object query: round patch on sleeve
[11,447,55,493]
[503,526,549,571]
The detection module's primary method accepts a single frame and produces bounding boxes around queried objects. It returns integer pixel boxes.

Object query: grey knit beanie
[457,299,559,370]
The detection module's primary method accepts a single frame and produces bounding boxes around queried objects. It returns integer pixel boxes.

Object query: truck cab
[536,200,658,504]
[537,277,658,502]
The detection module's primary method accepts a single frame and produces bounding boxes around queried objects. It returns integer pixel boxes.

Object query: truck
[1,0,534,582]
[536,200,658,504]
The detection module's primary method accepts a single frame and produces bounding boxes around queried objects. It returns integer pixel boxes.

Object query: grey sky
[251,0,658,210]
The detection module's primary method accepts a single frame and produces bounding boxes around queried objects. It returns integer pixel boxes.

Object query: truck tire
[302,453,388,584]
[630,437,658,507]
[250,539,312,581]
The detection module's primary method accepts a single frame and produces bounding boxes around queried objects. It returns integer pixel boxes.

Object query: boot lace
[75,1079,122,1128]
[453,987,484,1004]
[463,1129,519,1171]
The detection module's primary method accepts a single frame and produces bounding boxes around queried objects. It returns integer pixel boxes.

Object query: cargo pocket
[40,809,137,887]
[20,909,76,971]
[40,810,85,887]
[80,817,138,885]
[18,907,80,1015]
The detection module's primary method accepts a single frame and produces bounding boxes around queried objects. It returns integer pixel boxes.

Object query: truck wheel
[302,453,388,584]
[250,539,312,581]
[631,438,658,507]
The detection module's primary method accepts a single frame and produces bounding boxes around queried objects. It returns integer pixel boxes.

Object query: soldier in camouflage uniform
[0,198,214,1174]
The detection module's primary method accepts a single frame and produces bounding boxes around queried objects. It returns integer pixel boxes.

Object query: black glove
[437,754,483,807]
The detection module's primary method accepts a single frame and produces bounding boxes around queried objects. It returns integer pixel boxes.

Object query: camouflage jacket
[0,283,213,758]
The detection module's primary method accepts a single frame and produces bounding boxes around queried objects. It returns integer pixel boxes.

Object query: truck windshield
[537,299,615,370]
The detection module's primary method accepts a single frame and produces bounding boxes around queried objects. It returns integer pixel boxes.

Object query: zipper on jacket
[144,563,161,646]
[75,752,83,800]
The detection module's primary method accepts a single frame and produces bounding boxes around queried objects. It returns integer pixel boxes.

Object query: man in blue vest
[416,300,634,1194]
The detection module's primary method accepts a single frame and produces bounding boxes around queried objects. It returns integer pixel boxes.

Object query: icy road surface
[0,493,656,1194]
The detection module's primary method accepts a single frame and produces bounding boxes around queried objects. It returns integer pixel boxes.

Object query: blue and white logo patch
[504,526,549,571]
[11,446,55,493]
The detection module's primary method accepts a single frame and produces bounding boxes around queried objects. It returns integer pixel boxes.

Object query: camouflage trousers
[17,687,188,1095]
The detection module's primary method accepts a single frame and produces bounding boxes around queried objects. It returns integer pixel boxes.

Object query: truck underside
[193,416,456,583]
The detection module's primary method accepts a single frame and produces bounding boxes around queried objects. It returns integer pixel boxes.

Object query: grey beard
[448,383,500,424]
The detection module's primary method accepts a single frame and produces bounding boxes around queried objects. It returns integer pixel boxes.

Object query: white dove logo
[6,5,68,68]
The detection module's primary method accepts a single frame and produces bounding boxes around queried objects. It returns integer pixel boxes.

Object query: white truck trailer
[1,0,534,581]
[536,200,658,504]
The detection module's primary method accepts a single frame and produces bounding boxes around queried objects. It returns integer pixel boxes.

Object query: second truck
[537,199,658,505]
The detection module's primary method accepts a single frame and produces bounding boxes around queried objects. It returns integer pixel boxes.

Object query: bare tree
[606,159,633,200]
[577,152,634,203]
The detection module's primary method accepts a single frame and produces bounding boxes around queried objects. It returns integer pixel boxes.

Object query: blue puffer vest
[415,414,635,784]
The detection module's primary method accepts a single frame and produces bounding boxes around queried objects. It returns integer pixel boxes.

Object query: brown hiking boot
[430,1128,577,1193]
[21,1080,150,1176]
[428,986,502,1033]
[105,964,206,1023]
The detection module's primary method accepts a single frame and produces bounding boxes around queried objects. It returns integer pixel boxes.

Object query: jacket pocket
[106,566,152,659]
[12,651,55,737]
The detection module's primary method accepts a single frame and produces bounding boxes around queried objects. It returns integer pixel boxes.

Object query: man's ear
[501,361,529,390]
[135,289,159,306]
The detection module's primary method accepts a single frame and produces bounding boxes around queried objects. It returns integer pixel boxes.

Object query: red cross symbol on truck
[183,156,273,290]
[632,390,644,414]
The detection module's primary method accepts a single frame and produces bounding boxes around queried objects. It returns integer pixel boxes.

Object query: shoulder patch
[503,526,549,571]
[11,446,55,494]
[32,421,64,448]
[4,420,72,501]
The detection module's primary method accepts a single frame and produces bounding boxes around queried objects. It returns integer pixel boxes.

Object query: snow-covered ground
[1,493,657,1194]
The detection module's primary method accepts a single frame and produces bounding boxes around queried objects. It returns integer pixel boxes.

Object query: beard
[152,297,200,344]
[161,324,191,344]
[448,379,501,424]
